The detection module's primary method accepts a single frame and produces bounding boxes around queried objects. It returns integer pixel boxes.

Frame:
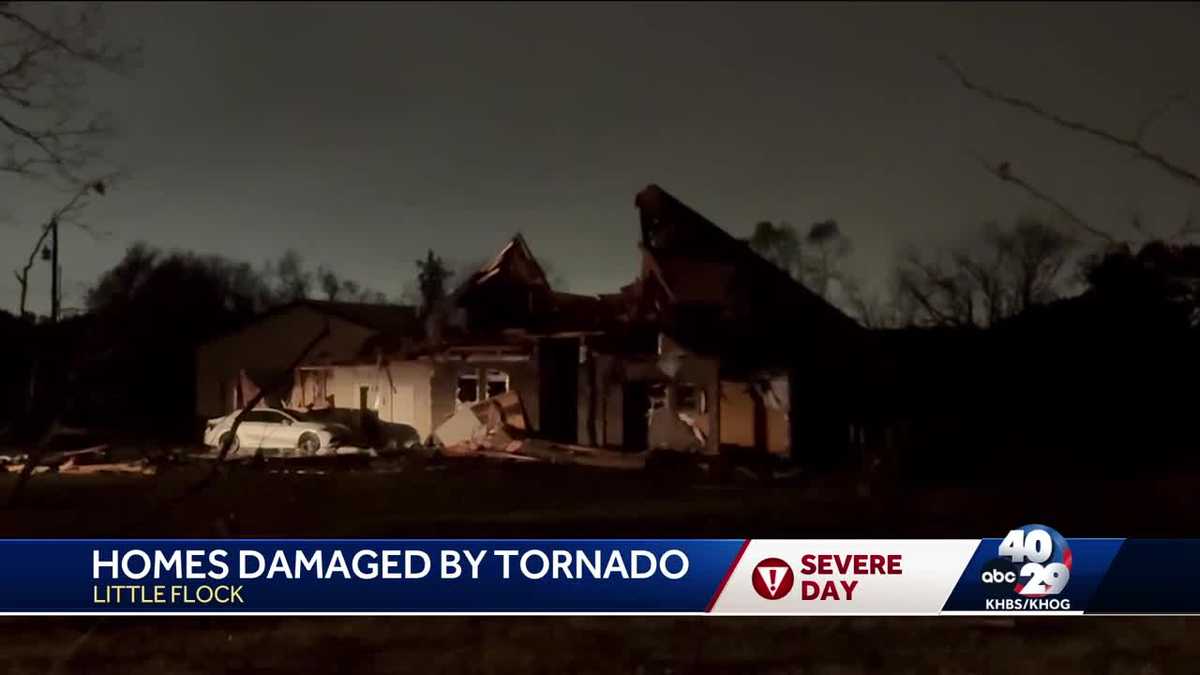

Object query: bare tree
[896,217,1075,328]
[316,265,387,303]
[802,219,852,300]
[268,250,312,302]
[841,275,901,329]
[992,218,1074,313]
[896,248,979,328]
[0,3,139,181]
[749,218,853,301]
[749,221,803,279]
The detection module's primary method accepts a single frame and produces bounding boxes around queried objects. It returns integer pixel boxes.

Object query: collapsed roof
[633,184,865,369]
[363,186,867,367]
[451,234,627,337]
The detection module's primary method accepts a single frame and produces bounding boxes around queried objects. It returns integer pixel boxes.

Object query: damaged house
[195,185,869,465]
[195,300,422,439]
[588,184,870,463]
[289,234,617,448]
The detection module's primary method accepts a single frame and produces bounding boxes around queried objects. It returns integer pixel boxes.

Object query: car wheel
[298,432,321,455]
[218,432,240,454]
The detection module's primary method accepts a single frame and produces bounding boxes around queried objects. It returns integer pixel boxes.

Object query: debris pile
[434,390,531,457]
[59,451,156,475]
[1,446,156,476]
[432,391,646,469]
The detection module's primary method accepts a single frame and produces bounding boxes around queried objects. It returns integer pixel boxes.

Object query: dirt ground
[2,457,1198,538]
[0,458,1198,673]
[0,615,1195,674]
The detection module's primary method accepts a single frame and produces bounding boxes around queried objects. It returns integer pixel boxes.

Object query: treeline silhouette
[874,240,1200,479]
[1,244,387,444]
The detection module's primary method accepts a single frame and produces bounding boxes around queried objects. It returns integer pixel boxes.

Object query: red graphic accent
[705,539,751,612]
[1063,547,1073,570]
[751,557,795,600]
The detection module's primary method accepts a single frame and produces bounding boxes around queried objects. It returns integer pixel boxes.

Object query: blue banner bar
[0,539,745,613]
[1,538,1199,614]
[1087,540,1200,614]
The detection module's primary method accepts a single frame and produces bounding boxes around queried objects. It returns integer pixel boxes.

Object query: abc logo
[981,569,1015,584]
[979,559,1018,587]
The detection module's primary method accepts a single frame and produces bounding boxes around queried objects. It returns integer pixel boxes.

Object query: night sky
[2,2,1198,314]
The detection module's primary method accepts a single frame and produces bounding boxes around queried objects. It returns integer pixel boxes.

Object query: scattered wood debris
[1,445,157,476]
[434,390,530,455]
[430,391,647,469]
[59,456,156,476]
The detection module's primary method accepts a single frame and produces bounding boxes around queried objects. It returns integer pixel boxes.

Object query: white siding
[323,361,434,440]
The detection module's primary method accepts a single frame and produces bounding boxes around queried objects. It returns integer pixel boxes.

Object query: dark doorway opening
[622,381,649,451]
[538,338,579,443]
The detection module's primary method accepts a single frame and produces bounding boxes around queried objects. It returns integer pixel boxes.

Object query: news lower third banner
[2,526,1198,614]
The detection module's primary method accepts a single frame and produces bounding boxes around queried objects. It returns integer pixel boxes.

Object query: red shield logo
[751,557,794,600]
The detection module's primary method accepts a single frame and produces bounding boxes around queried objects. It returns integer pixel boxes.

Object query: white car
[203,408,349,456]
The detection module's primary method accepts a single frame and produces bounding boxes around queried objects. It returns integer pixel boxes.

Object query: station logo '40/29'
[979,524,1072,596]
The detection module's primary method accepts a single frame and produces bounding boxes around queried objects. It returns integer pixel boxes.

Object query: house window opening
[675,383,706,413]
[485,369,510,398]
[298,368,334,409]
[647,382,668,412]
[456,371,480,404]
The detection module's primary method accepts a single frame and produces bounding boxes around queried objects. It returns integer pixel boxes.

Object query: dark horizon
[1,2,1197,315]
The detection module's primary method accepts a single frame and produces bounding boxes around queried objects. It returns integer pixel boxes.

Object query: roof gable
[456,234,551,297]
[633,184,865,364]
[635,185,857,322]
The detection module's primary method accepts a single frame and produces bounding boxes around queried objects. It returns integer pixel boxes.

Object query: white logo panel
[712,540,980,614]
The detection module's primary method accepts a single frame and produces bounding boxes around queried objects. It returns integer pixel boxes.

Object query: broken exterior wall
[430,356,539,440]
[584,351,626,448]
[299,361,435,441]
[633,184,873,466]
[196,306,376,419]
[582,337,720,454]
[653,335,720,454]
[718,379,789,456]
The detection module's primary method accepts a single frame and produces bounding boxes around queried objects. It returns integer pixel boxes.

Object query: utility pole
[50,217,59,322]
[13,180,106,321]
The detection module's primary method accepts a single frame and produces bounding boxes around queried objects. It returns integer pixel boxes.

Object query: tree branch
[11,175,113,316]
[1135,93,1189,144]
[0,4,137,183]
[939,54,1200,190]
[0,7,136,69]
[972,154,1117,244]
[0,111,64,167]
